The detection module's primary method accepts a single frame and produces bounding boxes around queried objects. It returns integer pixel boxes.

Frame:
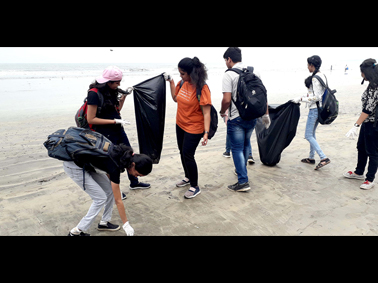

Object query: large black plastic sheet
[133,74,166,164]
[255,101,300,166]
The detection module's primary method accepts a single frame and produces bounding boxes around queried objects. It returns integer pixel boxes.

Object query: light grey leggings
[63,161,114,232]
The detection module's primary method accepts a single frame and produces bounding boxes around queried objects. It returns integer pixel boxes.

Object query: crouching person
[64,144,153,236]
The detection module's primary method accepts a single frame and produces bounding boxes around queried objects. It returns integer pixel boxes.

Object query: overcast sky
[0,47,377,67]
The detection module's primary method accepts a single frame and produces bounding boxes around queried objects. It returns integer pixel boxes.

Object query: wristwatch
[354,123,360,127]
[204,131,209,134]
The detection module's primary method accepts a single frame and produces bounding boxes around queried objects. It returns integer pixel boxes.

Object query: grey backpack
[43,127,117,190]
[43,127,112,162]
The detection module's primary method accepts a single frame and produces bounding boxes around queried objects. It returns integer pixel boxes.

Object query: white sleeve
[222,72,233,93]
[311,77,324,102]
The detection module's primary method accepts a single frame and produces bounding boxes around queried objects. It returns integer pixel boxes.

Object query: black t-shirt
[74,155,121,184]
[87,88,122,133]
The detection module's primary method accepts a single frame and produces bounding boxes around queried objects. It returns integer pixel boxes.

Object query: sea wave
[0,63,174,80]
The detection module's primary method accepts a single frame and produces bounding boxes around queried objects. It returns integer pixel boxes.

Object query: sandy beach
[2,65,378,236]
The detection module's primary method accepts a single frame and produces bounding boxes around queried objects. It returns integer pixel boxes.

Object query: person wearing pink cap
[96,65,123,84]
[86,66,151,199]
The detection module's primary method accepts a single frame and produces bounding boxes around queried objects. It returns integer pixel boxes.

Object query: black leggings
[356,122,378,182]
[176,124,203,187]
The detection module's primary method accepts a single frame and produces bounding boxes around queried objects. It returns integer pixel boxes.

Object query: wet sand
[2,78,378,236]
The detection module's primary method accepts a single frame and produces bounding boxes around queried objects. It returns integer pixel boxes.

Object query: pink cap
[96,66,123,83]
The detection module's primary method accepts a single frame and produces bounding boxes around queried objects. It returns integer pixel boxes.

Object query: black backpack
[225,67,268,121]
[313,75,338,125]
[179,80,218,139]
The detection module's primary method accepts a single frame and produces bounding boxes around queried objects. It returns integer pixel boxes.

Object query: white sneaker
[343,171,365,180]
[248,155,255,164]
[360,180,375,190]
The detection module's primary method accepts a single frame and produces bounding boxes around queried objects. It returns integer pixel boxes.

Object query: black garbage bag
[133,73,166,164]
[255,101,300,166]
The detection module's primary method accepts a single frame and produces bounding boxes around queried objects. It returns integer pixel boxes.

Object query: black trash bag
[255,101,300,166]
[133,73,166,164]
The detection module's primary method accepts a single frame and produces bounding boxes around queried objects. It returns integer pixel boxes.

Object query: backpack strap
[225,68,243,75]
[224,68,242,118]
[224,66,254,119]
[225,66,254,74]
[196,84,208,104]
[178,80,207,104]
[313,75,328,89]
[88,88,104,114]
[313,74,329,110]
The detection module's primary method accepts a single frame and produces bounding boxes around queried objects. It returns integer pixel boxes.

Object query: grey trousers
[63,161,115,232]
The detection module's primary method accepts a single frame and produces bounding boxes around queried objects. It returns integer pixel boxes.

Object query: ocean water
[0,62,365,122]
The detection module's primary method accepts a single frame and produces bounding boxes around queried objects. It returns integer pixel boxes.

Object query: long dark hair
[304,76,312,88]
[111,144,153,176]
[89,80,105,90]
[178,57,208,91]
[88,80,120,109]
[360,58,378,90]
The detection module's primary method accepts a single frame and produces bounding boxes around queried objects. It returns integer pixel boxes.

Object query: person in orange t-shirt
[166,57,211,199]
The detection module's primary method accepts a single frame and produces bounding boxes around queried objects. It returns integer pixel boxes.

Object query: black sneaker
[130,182,151,190]
[68,231,90,236]
[97,222,121,232]
[122,192,127,200]
[227,182,251,192]
[223,151,231,158]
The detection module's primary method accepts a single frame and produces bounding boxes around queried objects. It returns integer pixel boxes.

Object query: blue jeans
[305,108,326,160]
[227,117,257,184]
[225,131,252,158]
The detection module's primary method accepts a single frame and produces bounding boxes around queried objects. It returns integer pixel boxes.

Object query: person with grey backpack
[44,127,153,236]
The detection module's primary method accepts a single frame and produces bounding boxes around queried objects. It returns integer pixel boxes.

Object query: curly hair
[178,57,208,91]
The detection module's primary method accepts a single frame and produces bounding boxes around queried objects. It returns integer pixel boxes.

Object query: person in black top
[344,58,378,190]
[64,144,153,236]
[86,66,151,197]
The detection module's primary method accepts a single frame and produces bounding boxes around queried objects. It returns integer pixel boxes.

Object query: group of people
[63,47,378,236]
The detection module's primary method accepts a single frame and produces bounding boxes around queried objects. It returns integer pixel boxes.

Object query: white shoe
[343,171,365,180]
[360,180,375,190]
[248,155,255,164]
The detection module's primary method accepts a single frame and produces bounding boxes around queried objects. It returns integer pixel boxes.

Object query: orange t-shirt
[175,81,212,134]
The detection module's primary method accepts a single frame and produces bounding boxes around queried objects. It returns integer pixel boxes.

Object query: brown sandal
[301,158,315,164]
[315,158,331,170]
